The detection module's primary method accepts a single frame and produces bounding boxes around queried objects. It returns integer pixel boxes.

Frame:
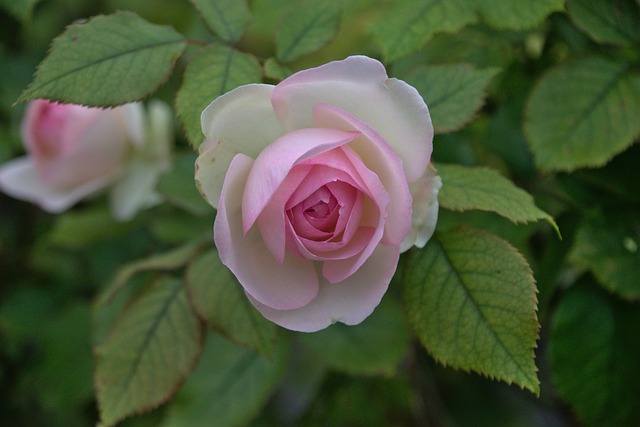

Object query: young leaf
[95,239,207,307]
[370,0,476,62]
[403,64,499,133]
[299,295,409,376]
[185,250,278,357]
[264,57,292,81]
[95,276,204,427]
[161,333,287,427]
[157,151,212,216]
[175,45,261,146]
[569,215,640,300]
[525,57,640,171]
[567,0,640,46]
[475,0,565,30]
[18,11,187,106]
[403,227,540,394]
[437,163,558,233]
[189,0,252,42]
[275,0,341,63]
[550,283,640,427]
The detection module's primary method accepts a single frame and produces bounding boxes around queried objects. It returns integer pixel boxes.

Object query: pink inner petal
[289,189,341,238]
[286,214,377,261]
[257,164,312,264]
[312,103,413,246]
[325,180,362,242]
[285,164,363,210]
[215,154,319,310]
[242,127,360,234]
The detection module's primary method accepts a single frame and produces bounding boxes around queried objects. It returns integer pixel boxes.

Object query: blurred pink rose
[196,56,441,332]
[0,99,172,220]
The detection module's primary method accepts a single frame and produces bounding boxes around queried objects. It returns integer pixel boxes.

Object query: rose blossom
[195,56,441,332]
[0,99,173,220]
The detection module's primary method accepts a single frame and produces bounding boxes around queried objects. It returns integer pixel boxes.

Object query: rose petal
[109,158,164,221]
[242,128,360,233]
[313,103,412,247]
[35,106,129,188]
[291,159,368,244]
[215,153,319,310]
[120,103,146,148]
[400,163,442,252]
[285,163,364,210]
[271,55,433,182]
[196,84,282,209]
[257,164,312,263]
[289,223,376,260]
[247,244,400,332]
[22,100,101,159]
[297,180,356,236]
[319,146,391,284]
[0,157,116,212]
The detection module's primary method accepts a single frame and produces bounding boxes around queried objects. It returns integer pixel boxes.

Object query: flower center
[305,202,330,218]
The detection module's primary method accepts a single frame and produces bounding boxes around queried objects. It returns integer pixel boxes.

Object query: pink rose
[195,56,441,332]
[0,99,173,220]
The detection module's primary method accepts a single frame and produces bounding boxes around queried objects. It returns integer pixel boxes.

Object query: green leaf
[175,45,261,146]
[525,57,640,171]
[95,276,203,427]
[275,0,341,63]
[403,227,540,394]
[403,64,499,133]
[157,151,212,216]
[161,333,287,427]
[18,11,187,106]
[264,57,292,81]
[45,206,135,249]
[186,250,278,357]
[299,295,409,376]
[550,283,640,427]
[149,213,211,245]
[437,163,558,233]
[475,0,565,30]
[569,214,640,300]
[95,240,207,307]
[370,0,476,62]
[0,0,41,22]
[567,0,640,46]
[190,0,252,42]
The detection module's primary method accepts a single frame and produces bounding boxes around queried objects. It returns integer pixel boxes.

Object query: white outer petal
[109,158,164,221]
[400,163,442,252]
[0,157,116,213]
[120,103,145,148]
[110,100,174,221]
[272,56,433,183]
[248,244,399,332]
[196,84,282,209]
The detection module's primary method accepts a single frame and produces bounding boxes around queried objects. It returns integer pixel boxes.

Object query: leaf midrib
[114,279,184,414]
[435,234,537,386]
[24,38,185,97]
[279,2,336,62]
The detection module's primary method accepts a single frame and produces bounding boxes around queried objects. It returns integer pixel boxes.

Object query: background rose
[196,56,441,332]
[0,99,173,220]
